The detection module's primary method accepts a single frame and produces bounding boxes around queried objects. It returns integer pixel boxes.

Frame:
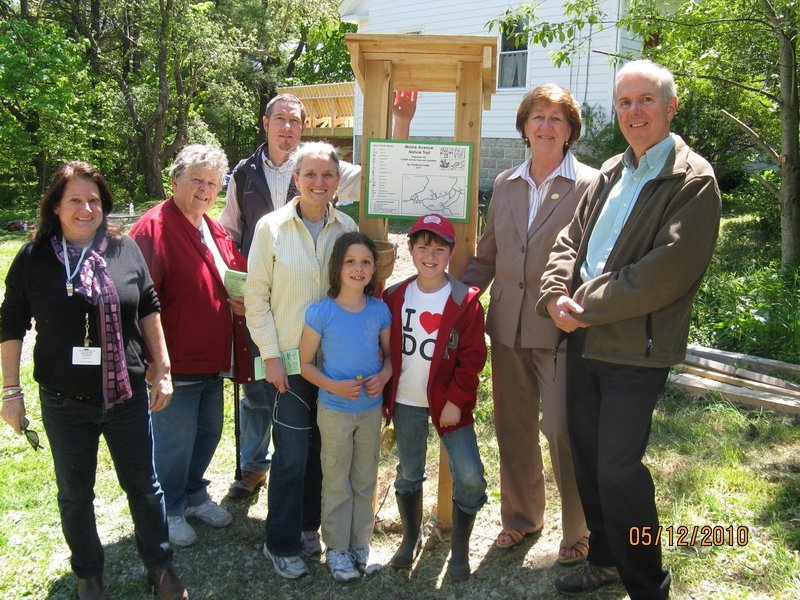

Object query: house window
[498,20,527,89]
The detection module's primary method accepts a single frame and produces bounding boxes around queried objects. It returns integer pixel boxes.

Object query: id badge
[72,346,102,365]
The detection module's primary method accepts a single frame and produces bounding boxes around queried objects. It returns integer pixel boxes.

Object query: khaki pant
[492,338,588,549]
[317,404,382,551]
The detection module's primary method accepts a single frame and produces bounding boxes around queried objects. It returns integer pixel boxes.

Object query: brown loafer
[227,470,267,499]
[147,566,188,600]
[77,576,108,600]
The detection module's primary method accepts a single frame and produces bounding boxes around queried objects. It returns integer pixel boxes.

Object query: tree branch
[593,50,781,103]
[751,170,781,201]
[757,0,781,30]
[285,36,306,78]
[719,109,779,164]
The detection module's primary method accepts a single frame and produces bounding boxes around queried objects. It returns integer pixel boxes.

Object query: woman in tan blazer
[463,84,597,564]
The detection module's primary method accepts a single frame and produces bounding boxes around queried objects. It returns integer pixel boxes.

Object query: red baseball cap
[407,214,456,243]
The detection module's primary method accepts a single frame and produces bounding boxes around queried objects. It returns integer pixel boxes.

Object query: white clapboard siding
[343,0,635,139]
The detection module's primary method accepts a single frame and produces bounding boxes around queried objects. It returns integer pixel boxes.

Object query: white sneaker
[351,546,382,575]
[301,530,323,560]
[185,499,232,528]
[167,515,197,547]
[263,543,308,579]
[326,549,361,583]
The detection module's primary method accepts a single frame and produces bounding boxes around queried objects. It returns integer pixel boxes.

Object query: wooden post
[436,60,484,527]
[359,60,393,243]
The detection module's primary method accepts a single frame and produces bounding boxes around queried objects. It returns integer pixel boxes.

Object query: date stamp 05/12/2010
[629,525,750,547]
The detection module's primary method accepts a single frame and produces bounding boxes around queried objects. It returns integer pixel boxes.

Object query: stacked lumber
[669,345,800,414]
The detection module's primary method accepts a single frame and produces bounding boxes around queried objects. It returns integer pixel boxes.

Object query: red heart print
[419,312,442,334]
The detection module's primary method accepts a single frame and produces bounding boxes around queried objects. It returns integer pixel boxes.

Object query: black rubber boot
[447,502,476,581]
[389,490,423,568]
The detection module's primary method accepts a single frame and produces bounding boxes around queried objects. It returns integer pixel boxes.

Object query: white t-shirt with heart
[395,279,451,408]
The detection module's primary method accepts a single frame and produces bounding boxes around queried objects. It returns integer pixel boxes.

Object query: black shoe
[446,502,476,581]
[77,576,108,600]
[388,490,423,568]
[147,566,188,600]
[554,561,620,594]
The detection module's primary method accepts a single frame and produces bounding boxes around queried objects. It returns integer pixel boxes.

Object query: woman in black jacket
[0,162,186,600]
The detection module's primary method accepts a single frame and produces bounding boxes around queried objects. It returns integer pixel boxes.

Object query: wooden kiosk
[346,33,497,525]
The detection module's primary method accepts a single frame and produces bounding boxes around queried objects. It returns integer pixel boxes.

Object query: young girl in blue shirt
[299,231,392,583]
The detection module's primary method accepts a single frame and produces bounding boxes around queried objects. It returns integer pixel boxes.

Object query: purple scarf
[51,235,132,408]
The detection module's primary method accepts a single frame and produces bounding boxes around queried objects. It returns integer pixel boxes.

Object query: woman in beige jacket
[463,84,597,564]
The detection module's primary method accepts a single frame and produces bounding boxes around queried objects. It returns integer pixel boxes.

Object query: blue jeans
[392,403,487,514]
[264,375,322,556]
[239,380,273,473]
[40,382,172,578]
[151,378,224,516]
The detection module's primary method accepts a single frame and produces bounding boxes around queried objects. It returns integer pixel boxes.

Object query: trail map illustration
[366,140,472,222]
[404,175,465,216]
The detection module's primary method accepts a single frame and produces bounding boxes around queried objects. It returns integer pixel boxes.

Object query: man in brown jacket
[537,60,721,599]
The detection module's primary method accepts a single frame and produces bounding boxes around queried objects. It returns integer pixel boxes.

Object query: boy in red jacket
[382,214,488,580]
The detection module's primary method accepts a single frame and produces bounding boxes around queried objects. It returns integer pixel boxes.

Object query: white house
[338,0,640,191]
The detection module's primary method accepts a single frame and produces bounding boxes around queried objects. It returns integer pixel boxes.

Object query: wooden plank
[686,344,800,378]
[347,40,365,92]
[482,45,496,108]
[683,354,800,392]
[449,60,482,278]
[674,364,800,399]
[669,372,800,414]
[436,60,484,529]
[390,64,460,92]
[347,33,496,52]
[357,52,485,65]
[359,59,393,243]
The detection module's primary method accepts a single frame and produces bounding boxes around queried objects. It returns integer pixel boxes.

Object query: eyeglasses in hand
[21,417,41,451]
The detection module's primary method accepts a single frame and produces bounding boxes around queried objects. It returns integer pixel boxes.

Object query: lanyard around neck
[63,235,89,297]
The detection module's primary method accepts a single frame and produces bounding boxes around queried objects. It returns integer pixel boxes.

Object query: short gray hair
[169,144,228,184]
[614,59,677,103]
[290,141,341,174]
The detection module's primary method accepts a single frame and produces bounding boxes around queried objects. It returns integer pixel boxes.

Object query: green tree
[0,0,351,202]
[213,0,343,141]
[492,0,800,272]
[285,21,357,86]
[0,16,96,202]
[54,0,243,198]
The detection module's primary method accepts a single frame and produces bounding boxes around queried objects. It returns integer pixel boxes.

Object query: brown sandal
[495,527,542,549]
[558,535,589,566]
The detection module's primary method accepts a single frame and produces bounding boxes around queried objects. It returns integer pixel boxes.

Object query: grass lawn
[1,192,799,598]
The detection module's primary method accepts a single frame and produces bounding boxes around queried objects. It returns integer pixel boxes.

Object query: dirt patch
[385,232,417,285]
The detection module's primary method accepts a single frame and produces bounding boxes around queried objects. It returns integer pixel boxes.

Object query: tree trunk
[140,137,166,199]
[25,112,48,195]
[777,25,800,272]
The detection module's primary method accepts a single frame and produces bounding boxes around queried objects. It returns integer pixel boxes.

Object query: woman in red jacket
[131,144,253,548]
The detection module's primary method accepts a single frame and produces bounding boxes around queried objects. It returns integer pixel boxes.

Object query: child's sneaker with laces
[350,546,382,575]
[326,549,361,583]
